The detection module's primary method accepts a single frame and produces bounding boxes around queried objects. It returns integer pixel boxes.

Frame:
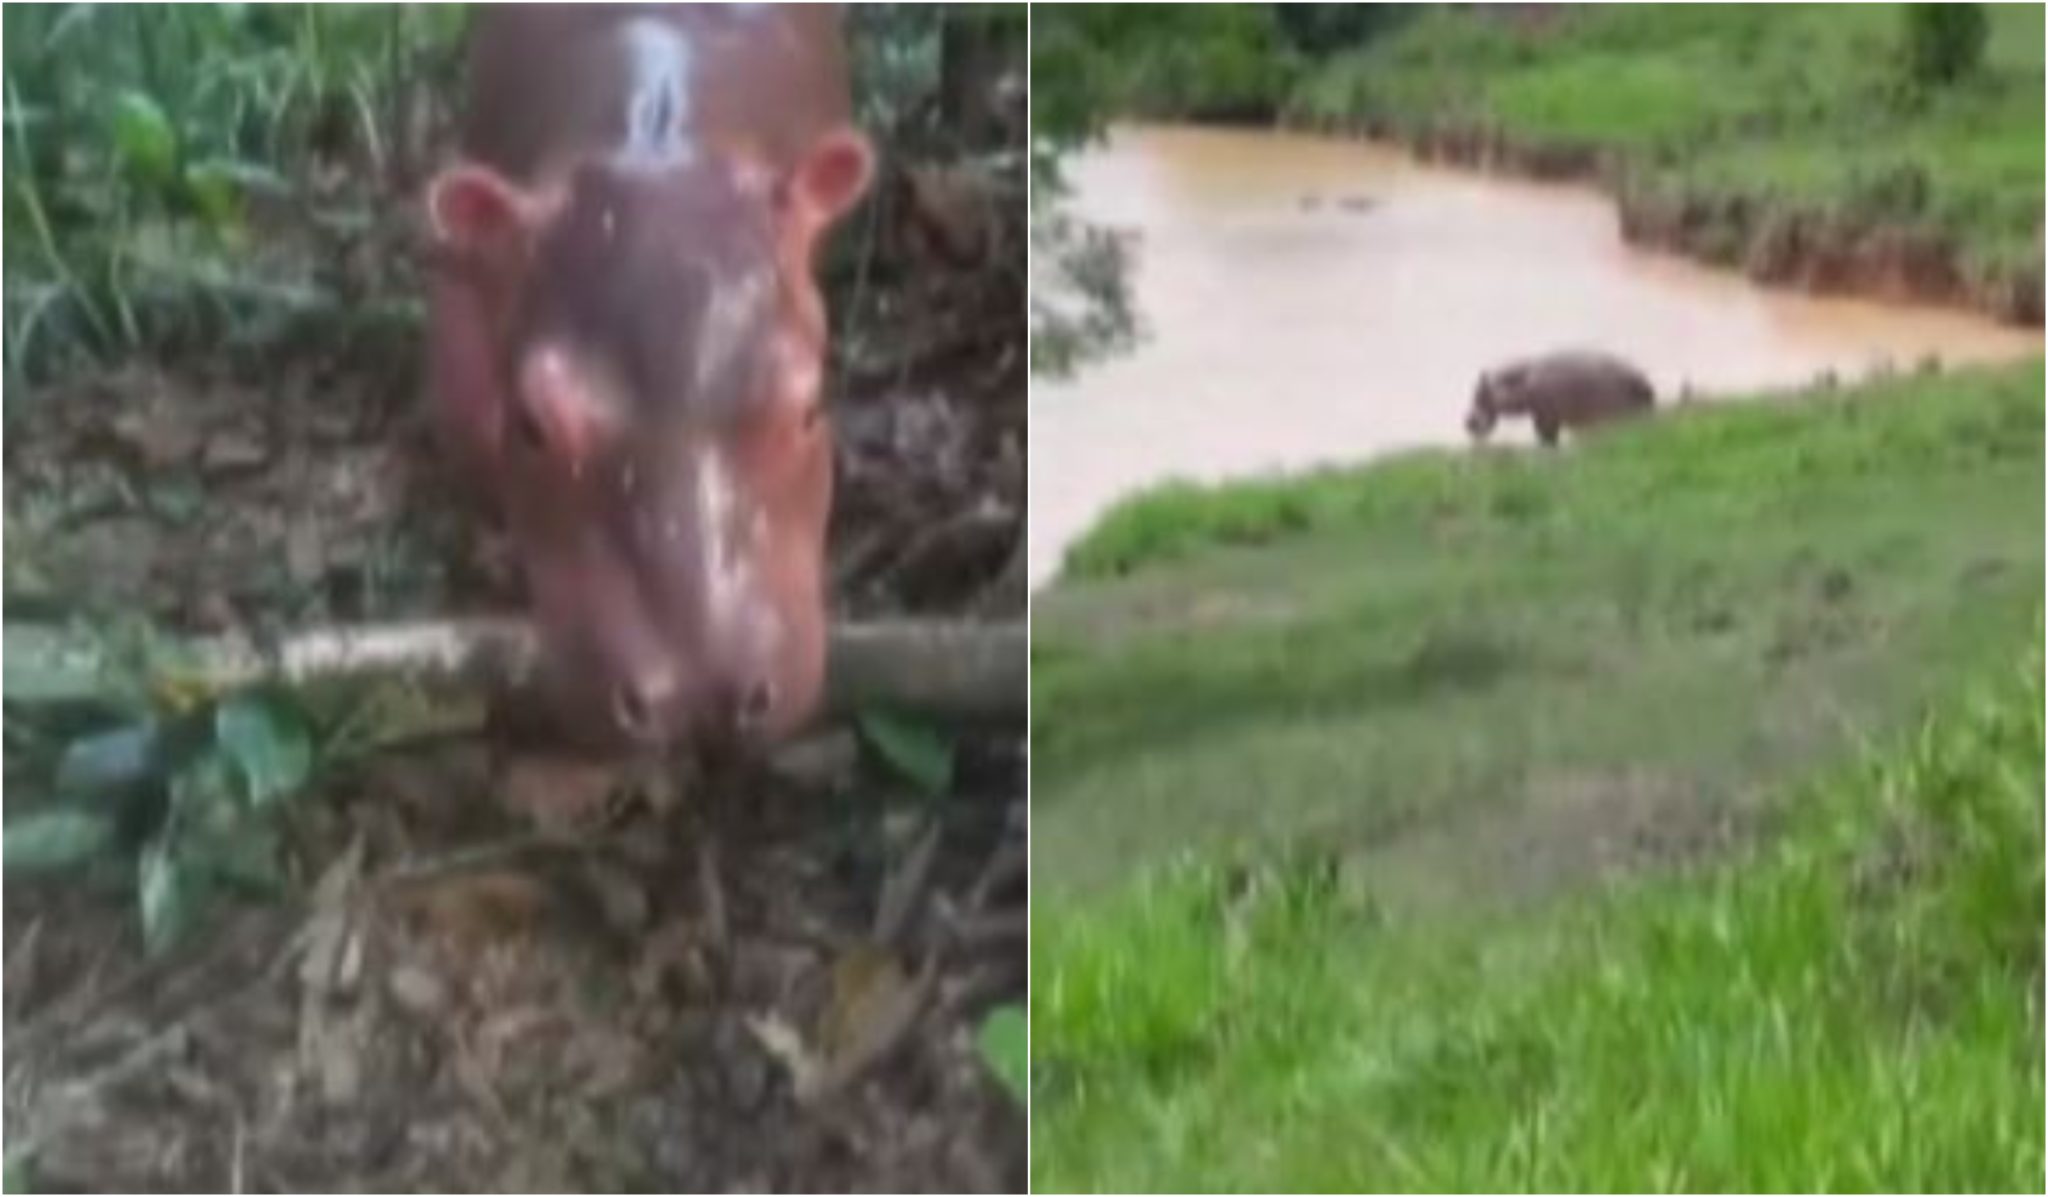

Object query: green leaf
[109,90,178,186]
[976,1004,1028,1102]
[2,622,112,704]
[4,1146,30,1194]
[184,164,241,233]
[150,478,207,525]
[53,721,162,799]
[214,694,312,806]
[138,836,195,954]
[3,809,116,874]
[857,709,955,797]
[170,751,239,823]
[181,158,289,234]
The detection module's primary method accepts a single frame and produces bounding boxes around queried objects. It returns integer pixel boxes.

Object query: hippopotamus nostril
[738,678,776,730]
[611,683,651,739]
[610,670,679,741]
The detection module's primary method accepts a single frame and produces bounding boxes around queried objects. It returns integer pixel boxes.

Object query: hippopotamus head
[1465,365,1521,441]
[426,134,873,750]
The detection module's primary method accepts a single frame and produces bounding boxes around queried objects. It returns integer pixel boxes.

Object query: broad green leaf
[138,836,194,954]
[109,90,178,186]
[2,622,110,703]
[3,809,116,874]
[53,721,161,798]
[857,708,954,797]
[214,694,312,806]
[976,1004,1028,1102]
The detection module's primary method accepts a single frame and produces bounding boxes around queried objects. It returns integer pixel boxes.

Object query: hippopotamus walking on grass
[1465,350,1656,447]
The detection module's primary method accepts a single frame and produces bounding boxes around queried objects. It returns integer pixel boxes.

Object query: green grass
[1033,645,2043,1190]
[1030,363,2044,1189]
[1037,363,2042,896]
[1288,4,2045,281]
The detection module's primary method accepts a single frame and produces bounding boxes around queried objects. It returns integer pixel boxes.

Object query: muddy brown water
[1030,125,2042,587]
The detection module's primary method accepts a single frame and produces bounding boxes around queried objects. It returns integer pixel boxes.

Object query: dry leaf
[397,871,550,951]
[745,1010,821,1096]
[804,943,933,1100]
[108,405,202,468]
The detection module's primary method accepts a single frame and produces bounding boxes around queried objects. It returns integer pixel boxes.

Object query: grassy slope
[1037,364,2043,897]
[1034,646,2042,1191]
[1288,5,2045,275]
[1030,364,2044,1189]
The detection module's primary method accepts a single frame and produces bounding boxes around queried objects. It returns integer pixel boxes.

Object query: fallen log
[3,617,1027,722]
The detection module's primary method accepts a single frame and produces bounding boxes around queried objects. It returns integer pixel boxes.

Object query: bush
[1901,3,1988,89]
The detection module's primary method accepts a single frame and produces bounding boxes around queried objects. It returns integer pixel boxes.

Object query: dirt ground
[2,136,1028,1192]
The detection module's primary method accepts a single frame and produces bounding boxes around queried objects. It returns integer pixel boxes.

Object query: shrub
[1901,4,1988,89]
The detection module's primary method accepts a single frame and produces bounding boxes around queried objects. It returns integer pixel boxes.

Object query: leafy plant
[2,3,464,387]
[976,1003,1028,1103]
[3,807,117,873]
[857,707,956,798]
[4,686,316,953]
[1900,3,1988,90]
[1029,208,1139,381]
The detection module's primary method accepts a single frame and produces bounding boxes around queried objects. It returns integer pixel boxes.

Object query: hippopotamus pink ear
[782,129,874,247]
[427,164,541,264]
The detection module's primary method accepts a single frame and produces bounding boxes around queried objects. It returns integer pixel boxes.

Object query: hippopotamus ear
[427,164,543,265]
[1472,369,1497,409]
[781,129,875,246]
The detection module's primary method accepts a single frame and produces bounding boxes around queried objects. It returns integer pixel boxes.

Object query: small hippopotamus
[424,6,873,751]
[1465,350,1656,447]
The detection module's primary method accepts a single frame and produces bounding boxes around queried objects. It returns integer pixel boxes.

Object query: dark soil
[3,135,1027,1197]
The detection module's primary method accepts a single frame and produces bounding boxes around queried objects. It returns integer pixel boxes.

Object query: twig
[11,925,239,1056]
[864,498,1016,599]
[373,832,563,889]
[230,1108,247,1197]
[966,838,1026,912]
[51,1023,192,1105]
[823,618,1026,722]
[5,615,1027,721]
[871,819,942,948]
[939,907,1026,949]
[3,916,46,1021]
[695,833,730,956]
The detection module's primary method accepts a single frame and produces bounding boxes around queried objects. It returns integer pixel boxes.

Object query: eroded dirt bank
[1296,113,2044,326]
